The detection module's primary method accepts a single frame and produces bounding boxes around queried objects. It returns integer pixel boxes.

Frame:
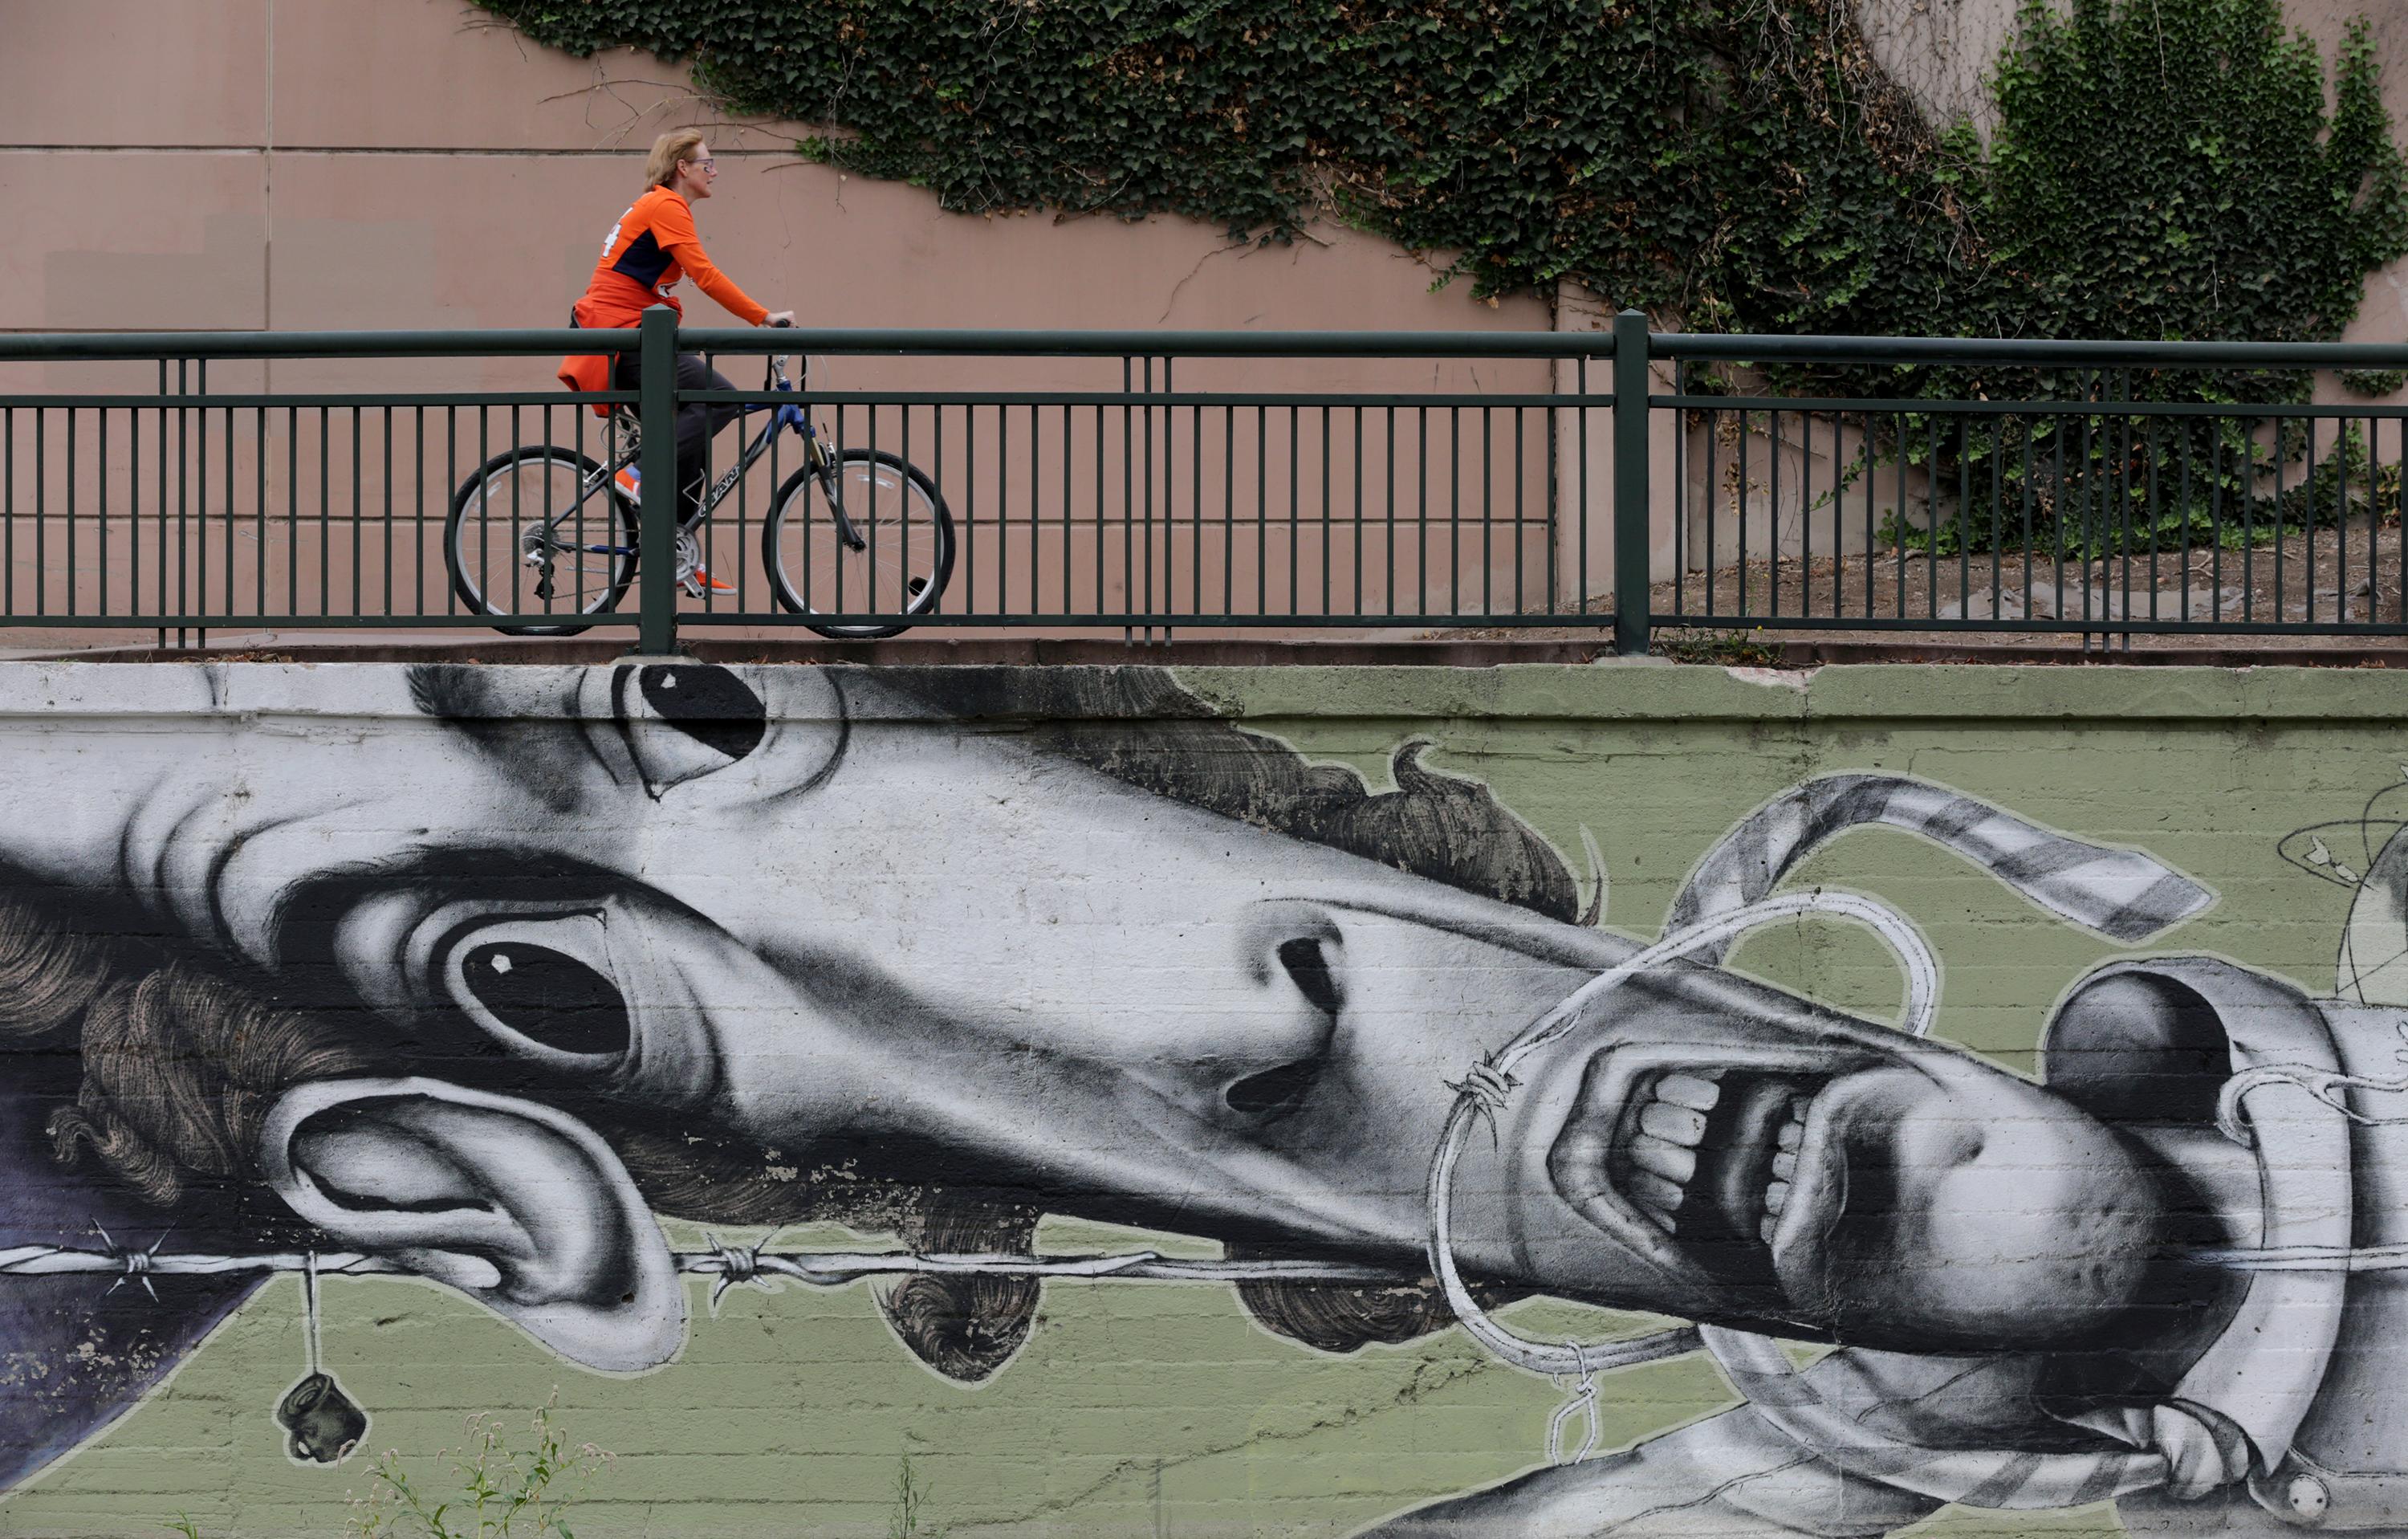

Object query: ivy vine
[479,0,2406,358]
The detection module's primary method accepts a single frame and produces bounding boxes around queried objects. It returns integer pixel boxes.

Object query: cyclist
[557,128,794,592]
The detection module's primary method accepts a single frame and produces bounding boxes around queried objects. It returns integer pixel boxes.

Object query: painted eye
[612,663,765,797]
[442,913,629,1063]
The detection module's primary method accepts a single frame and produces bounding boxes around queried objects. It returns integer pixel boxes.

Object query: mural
[0,662,2398,1534]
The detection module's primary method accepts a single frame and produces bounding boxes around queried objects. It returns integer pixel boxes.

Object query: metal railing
[2,309,2405,652]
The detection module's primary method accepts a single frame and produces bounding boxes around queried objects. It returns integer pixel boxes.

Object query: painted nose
[1203,902,1348,1126]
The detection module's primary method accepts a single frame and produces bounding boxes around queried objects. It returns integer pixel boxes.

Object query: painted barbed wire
[0,1239,1423,1290]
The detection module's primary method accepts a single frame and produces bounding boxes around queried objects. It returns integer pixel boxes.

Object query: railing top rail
[9,324,2407,369]
[679,327,1621,357]
[1656,332,2408,368]
[0,329,632,362]
[0,326,1613,364]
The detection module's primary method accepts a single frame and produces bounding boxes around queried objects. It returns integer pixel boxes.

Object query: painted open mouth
[1602,1065,1832,1291]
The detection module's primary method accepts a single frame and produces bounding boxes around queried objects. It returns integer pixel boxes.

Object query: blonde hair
[643,128,709,191]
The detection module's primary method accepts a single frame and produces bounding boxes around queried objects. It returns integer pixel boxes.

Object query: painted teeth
[1759,1097,1809,1246]
[1625,1071,1723,1234]
[1653,1073,1723,1112]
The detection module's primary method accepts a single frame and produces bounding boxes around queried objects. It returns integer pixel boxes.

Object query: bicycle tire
[445,446,639,637]
[762,450,955,639]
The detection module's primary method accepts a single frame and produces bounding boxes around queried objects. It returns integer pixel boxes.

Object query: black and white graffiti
[0,662,2398,1536]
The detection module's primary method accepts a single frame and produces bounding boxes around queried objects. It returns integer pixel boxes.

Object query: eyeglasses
[686,157,719,174]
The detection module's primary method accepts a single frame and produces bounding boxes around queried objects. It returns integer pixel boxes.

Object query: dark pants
[610,352,746,523]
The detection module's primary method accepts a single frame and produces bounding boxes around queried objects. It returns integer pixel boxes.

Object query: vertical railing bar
[192,364,206,629]
[1736,405,1751,619]
[1945,409,1963,625]
[1464,405,1483,621]
[1988,414,2002,621]
[1289,403,1300,618]
[2144,411,2160,622]
[1320,403,1332,621]
[1577,359,1591,617]
[1511,405,1525,617]
[35,405,47,619]
[2371,410,2385,629]
[1548,365,1561,617]
[258,412,272,621]
[2078,383,2095,641]
[2310,412,2324,626]
[1199,397,1214,621]
[508,403,524,618]
[1224,401,1237,619]
[373,404,390,620]
[2053,403,2070,631]
[2371,411,2384,629]
[1798,405,1812,620]
[128,399,144,620]
[99,406,112,618]
[2209,411,2225,622]
[221,395,235,618]
[2175,410,2192,624]
[1898,410,1912,622]
[317,405,331,618]
[168,360,185,631]
[1384,403,1395,617]
[441,408,456,614]
[1611,312,1650,653]
[1671,362,1686,619]
[1416,403,1428,617]
[2275,409,2290,625]
[175,360,187,633]
[65,408,76,619]
[2246,409,2260,621]
[635,305,679,652]
[1704,400,1721,620]
[2018,411,2033,621]
[1768,405,1782,618]
[1063,404,1074,618]
[1448,405,1460,616]
[1121,357,1133,630]
[1868,411,1881,621]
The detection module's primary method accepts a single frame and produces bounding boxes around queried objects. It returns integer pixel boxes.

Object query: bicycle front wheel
[446,446,637,636]
[763,450,955,638]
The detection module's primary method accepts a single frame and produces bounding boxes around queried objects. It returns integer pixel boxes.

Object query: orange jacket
[558,185,769,409]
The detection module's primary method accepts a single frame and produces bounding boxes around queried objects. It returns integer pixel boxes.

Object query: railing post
[1613,309,1651,656]
[636,304,679,655]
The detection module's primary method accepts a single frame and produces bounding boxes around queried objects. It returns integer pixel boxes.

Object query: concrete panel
[0,153,266,329]
[0,0,266,148]
[267,0,802,153]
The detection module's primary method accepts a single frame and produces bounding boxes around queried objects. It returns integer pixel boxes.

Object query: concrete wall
[0,658,2397,1533]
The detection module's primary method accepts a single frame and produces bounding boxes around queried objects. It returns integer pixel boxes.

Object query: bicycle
[445,340,954,638]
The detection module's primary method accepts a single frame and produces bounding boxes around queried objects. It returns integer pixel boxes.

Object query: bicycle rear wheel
[446,447,638,636]
[763,450,954,638]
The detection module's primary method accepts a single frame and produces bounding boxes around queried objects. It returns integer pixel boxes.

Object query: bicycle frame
[524,352,860,569]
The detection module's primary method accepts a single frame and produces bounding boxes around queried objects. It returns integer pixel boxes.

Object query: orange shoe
[694,565,735,593]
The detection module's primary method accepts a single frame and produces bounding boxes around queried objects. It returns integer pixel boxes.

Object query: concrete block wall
[0,658,2395,1533]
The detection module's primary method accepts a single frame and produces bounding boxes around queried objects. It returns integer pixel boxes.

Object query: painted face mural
[0,661,2402,1535]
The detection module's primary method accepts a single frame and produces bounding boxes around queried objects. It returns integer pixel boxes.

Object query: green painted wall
[0,662,2394,1537]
